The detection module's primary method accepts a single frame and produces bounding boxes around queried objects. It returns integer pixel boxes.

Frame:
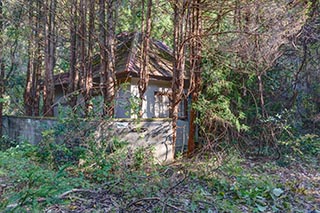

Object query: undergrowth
[0,142,90,212]
[0,109,319,212]
[0,139,319,212]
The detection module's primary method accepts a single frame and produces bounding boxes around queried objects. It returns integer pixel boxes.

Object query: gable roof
[54,32,178,86]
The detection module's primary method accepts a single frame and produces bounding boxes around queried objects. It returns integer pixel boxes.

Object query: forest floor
[0,143,319,212]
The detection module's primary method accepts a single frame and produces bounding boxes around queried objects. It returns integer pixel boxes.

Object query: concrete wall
[115,84,131,118]
[2,116,57,145]
[95,119,174,162]
[130,78,171,119]
[2,116,189,162]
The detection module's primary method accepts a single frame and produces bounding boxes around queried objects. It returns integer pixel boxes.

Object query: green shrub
[0,143,90,212]
[0,135,18,151]
[278,134,320,166]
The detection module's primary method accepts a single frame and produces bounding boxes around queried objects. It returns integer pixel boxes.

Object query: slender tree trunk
[171,0,189,156]
[0,0,4,136]
[68,0,79,108]
[138,0,145,118]
[138,0,152,118]
[79,0,87,115]
[84,0,94,115]
[24,0,35,116]
[258,74,266,117]
[24,0,42,116]
[99,0,107,103]
[103,0,117,117]
[24,39,33,116]
[0,63,3,137]
[33,0,42,116]
[187,0,202,155]
[43,0,56,117]
[0,13,3,135]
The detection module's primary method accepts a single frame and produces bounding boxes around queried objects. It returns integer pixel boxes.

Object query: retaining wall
[1,116,189,162]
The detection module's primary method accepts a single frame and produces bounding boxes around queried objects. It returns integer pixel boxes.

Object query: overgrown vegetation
[0,113,319,212]
[0,141,319,212]
[0,0,319,212]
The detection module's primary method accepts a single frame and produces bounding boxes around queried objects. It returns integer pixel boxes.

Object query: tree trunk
[68,0,79,108]
[24,0,42,116]
[138,0,152,118]
[24,36,33,116]
[258,74,266,118]
[0,63,4,137]
[171,0,189,156]
[99,0,107,104]
[43,0,56,117]
[103,0,117,117]
[0,0,3,136]
[138,0,145,118]
[187,0,202,155]
[84,0,95,115]
[33,0,42,116]
[78,0,87,115]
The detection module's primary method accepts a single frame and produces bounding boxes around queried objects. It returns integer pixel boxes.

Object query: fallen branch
[163,201,189,213]
[58,188,98,199]
[126,197,161,209]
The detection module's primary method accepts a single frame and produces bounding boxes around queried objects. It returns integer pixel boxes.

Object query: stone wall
[2,116,189,162]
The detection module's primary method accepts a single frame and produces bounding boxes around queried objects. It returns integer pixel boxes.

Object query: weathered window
[154,91,187,119]
[154,91,170,118]
[178,96,188,120]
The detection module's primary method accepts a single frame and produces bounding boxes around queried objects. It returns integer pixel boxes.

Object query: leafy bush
[278,134,320,166]
[0,143,90,212]
[0,135,18,151]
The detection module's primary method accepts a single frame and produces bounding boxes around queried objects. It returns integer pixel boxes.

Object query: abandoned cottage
[53,32,189,120]
[52,32,191,161]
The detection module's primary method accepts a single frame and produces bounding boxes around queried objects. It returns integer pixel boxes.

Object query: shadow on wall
[2,116,189,163]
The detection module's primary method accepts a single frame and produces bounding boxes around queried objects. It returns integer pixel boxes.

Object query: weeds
[278,134,320,166]
[0,108,319,212]
[0,143,90,212]
[0,141,319,212]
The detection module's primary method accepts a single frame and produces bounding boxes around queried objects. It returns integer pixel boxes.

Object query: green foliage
[278,134,320,166]
[195,60,247,132]
[133,146,155,169]
[127,95,141,118]
[117,0,173,46]
[187,153,300,212]
[0,135,18,151]
[36,129,85,168]
[38,106,156,183]
[0,143,89,212]
[0,137,318,212]
[78,135,129,182]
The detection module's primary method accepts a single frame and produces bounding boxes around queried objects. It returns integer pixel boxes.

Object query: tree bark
[171,0,190,156]
[138,0,152,118]
[103,0,118,117]
[258,74,266,118]
[33,0,42,116]
[99,0,107,104]
[68,0,79,108]
[78,0,89,115]
[24,0,42,116]
[187,0,202,155]
[24,29,33,116]
[0,63,3,137]
[0,0,4,136]
[43,0,56,117]
[84,0,95,115]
